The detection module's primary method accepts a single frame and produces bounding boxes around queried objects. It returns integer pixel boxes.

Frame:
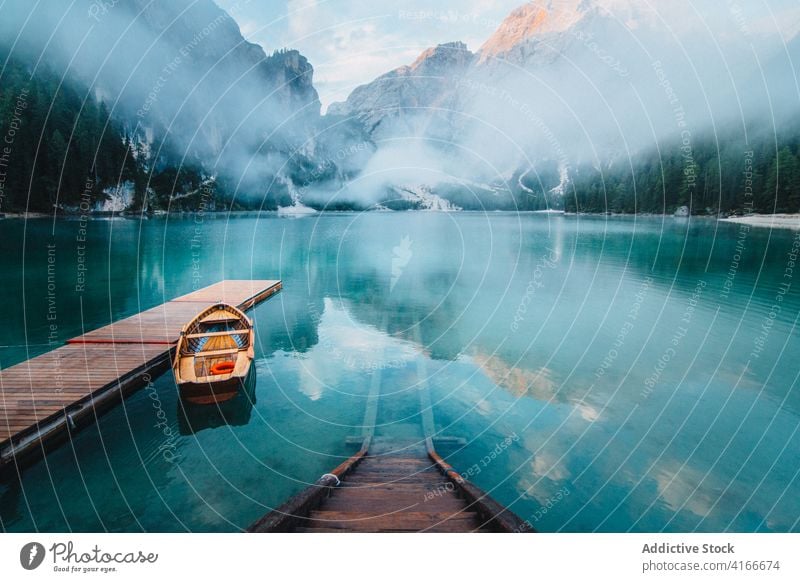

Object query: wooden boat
[173,303,254,404]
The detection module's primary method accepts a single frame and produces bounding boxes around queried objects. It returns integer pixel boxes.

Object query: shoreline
[2,209,799,227]
[0,212,51,219]
[717,213,800,230]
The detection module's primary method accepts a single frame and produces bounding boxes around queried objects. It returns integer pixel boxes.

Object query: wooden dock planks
[0,279,281,470]
[67,303,213,344]
[0,343,168,437]
[248,439,529,533]
[67,280,281,345]
[296,454,490,532]
[247,354,530,533]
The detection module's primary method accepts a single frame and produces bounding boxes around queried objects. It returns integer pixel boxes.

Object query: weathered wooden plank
[251,444,529,533]
[323,497,466,513]
[339,481,452,490]
[249,358,528,534]
[248,447,369,533]
[172,280,281,304]
[346,471,441,479]
[304,510,481,532]
[426,447,532,533]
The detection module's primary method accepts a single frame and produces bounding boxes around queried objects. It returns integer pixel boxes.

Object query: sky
[214,0,800,112]
[215,0,523,110]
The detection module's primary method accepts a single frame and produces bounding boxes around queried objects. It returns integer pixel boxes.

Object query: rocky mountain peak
[406,41,475,75]
[326,41,473,121]
[477,0,591,64]
[263,49,321,117]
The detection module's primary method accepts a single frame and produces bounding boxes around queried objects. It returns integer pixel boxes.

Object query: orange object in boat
[209,360,236,375]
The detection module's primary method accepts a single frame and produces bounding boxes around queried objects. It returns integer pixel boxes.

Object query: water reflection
[1,214,799,532]
[176,369,257,435]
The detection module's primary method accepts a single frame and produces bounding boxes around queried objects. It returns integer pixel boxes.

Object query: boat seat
[192,348,240,357]
[199,311,241,324]
[185,330,246,339]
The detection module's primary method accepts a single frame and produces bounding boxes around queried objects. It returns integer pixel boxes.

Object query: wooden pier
[248,353,529,533]
[247,437,528,533]
[0,279,281,471]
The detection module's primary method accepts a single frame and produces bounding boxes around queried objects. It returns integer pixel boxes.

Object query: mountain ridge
[1,0,798,215]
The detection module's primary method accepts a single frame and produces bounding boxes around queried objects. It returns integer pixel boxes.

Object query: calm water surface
[0,212,798,532]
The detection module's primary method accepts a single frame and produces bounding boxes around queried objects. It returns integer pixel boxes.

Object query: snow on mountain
[393,185,462,211]
[97,181,135,212]
[277,176,319,216]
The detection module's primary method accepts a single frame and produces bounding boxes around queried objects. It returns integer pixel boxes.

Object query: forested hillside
[565,128,800,215]
[0,52,136,212]
[0,51,230,213]
[3,48,798,215]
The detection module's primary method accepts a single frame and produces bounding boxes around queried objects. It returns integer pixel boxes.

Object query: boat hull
[178,371,248,405]
[178,369,257,434]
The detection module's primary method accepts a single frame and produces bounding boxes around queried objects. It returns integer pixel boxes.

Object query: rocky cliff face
[110,0,321,157]
[1,0,322,185]
[3,0,795,211]
[324,3,613,147]
[327,42,473,139]
[263,49,320,119]
[320,0,799,210]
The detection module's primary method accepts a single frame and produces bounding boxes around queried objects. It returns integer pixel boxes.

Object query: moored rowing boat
[172,303,254,404]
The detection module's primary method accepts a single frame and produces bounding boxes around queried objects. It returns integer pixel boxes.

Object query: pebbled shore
[718,213,800,230]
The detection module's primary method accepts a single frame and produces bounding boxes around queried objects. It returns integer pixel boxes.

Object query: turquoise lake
[0,212,798,532]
